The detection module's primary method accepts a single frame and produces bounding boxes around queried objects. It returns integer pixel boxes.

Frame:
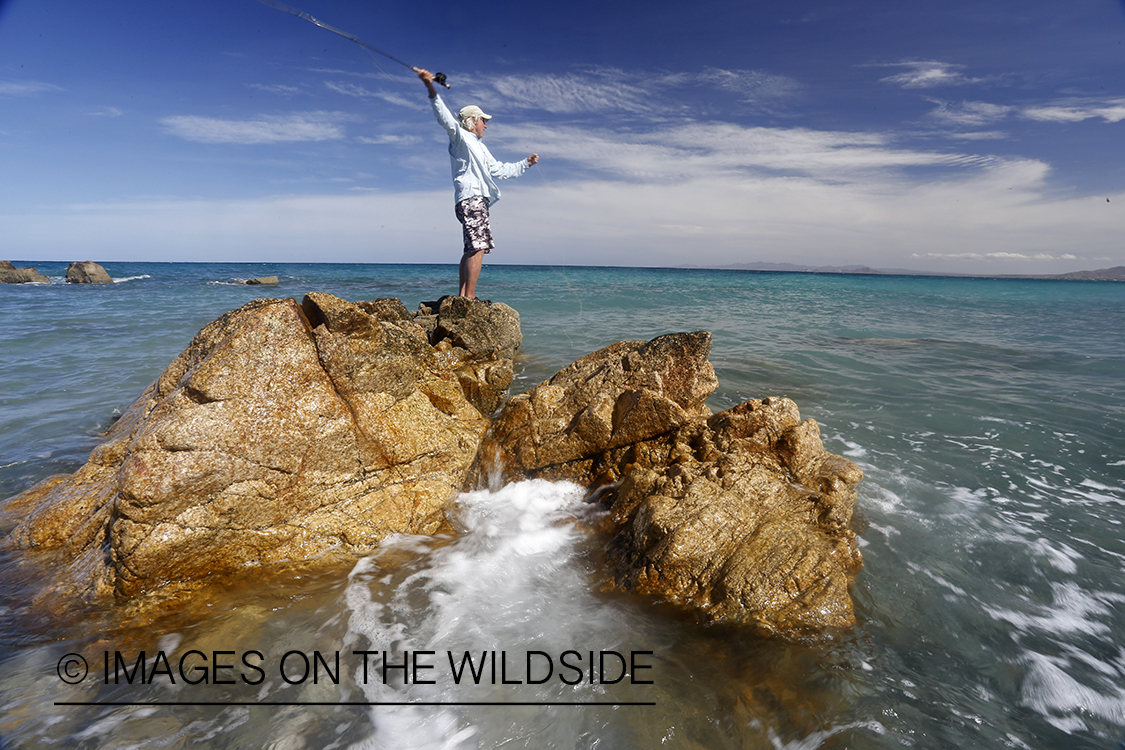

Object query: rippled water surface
[1,262,1123,749]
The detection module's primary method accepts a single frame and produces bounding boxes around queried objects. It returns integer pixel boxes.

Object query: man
[418,68,539,299]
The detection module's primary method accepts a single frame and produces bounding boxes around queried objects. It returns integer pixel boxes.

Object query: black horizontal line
[54,701,657,707]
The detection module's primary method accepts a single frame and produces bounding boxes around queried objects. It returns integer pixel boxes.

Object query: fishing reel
[413,67,451,89]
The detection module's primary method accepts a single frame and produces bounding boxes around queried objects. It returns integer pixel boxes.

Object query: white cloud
[324,81,414,108]
[1022,99,1125,124]
[702,67,802,102]
[462,67,801,116]
[913,252,1079,262]
[248,83,306,96]
[499,120,994,183]
[85,106,123,118]
[159,112,347,144]
[0,80,63,97]
[878,61,985,89]
[928,99,1013,127]
[357,134,422,146]
[471,70,657,115]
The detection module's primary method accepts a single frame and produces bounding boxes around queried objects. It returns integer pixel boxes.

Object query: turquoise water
[1,263,1123,748]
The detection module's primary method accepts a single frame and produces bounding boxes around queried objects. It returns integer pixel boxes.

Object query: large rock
[66,260,113,283]
[476,333,863,638]
[0,261,50,284]
[2,293,501,602]
[2,297,863,640]
[475,332,717,485]
[599,397,863,637]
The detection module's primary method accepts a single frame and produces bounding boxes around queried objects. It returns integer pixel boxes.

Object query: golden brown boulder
[478,334,863,639]
[3,294,493,602]
[600,397,864,637]
[475,331,717,485]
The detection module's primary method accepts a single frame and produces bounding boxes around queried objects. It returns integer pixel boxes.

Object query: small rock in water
[65,260,113,284]
[0,261,50,284]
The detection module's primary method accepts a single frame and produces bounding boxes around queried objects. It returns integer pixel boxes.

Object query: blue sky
[1,0,1123,274]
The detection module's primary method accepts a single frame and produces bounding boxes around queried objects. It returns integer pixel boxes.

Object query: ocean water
[0,262,1123,749]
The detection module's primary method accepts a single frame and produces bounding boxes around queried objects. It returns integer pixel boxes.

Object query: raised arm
[418,68,460,140]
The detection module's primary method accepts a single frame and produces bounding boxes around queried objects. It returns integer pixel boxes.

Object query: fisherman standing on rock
[418,68,539,299]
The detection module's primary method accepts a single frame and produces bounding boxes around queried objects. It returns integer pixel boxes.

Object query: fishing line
[254,0,450,88]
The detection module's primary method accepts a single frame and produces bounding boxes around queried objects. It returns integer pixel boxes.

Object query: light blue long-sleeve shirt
[430,93,528,206]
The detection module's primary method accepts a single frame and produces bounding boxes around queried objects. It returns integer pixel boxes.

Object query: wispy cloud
[85,106,123,118]
[913,251,1079,262]
[1022,98,1125,124]
[928,99,1013,127]
[160,112,347,144]
[324,81,414,108]
[472,69,656,115]
[248,83,307,96]
[877,61,987,89]
[462,67,801,117]
[926,95,1125,132]
[501,120,993,183]
[0,80,64,97]
[702,67,803,103]
[357,133,422,146]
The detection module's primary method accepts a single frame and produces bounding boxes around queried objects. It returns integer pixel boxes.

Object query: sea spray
[342,479,664,748]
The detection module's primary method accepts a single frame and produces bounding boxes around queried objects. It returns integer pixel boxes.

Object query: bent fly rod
[254,0,450,88]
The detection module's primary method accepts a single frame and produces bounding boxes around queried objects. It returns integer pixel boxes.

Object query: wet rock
[3,293,493,602]
[244,276,279,286]
[0,261,50,284]
[477,335,863,638]
[66,260,113,284]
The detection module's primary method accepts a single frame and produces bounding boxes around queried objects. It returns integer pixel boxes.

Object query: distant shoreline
[677,262,1125,282]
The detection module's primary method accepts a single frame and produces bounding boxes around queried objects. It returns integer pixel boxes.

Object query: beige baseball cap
[458,105,492,121]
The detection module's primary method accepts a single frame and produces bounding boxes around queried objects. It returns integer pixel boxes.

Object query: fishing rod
[254,0,449,88]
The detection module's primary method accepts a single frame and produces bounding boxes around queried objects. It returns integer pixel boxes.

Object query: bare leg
[459,251,484,298]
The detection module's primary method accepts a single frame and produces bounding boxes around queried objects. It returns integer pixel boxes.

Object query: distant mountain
[681,262,961,276]
[681,262,1125,281]
[1040,266,1125,281]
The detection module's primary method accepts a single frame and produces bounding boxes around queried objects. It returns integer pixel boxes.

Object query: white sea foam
[980,580,1125,733]
[1020,650,1125,732]
[983,582,1119,638]
[766,720,887,749]
[343,479,646,748]
[111,275,151,283]
[1029,538,1083,574]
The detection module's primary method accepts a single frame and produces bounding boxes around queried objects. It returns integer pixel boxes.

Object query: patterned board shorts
[455,195,494,256]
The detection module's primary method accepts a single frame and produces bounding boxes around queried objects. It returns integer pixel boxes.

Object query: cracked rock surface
[2,293,507,602]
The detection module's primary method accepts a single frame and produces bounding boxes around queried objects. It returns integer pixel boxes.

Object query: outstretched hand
[415,67,436,97]
[528,154,539,166]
